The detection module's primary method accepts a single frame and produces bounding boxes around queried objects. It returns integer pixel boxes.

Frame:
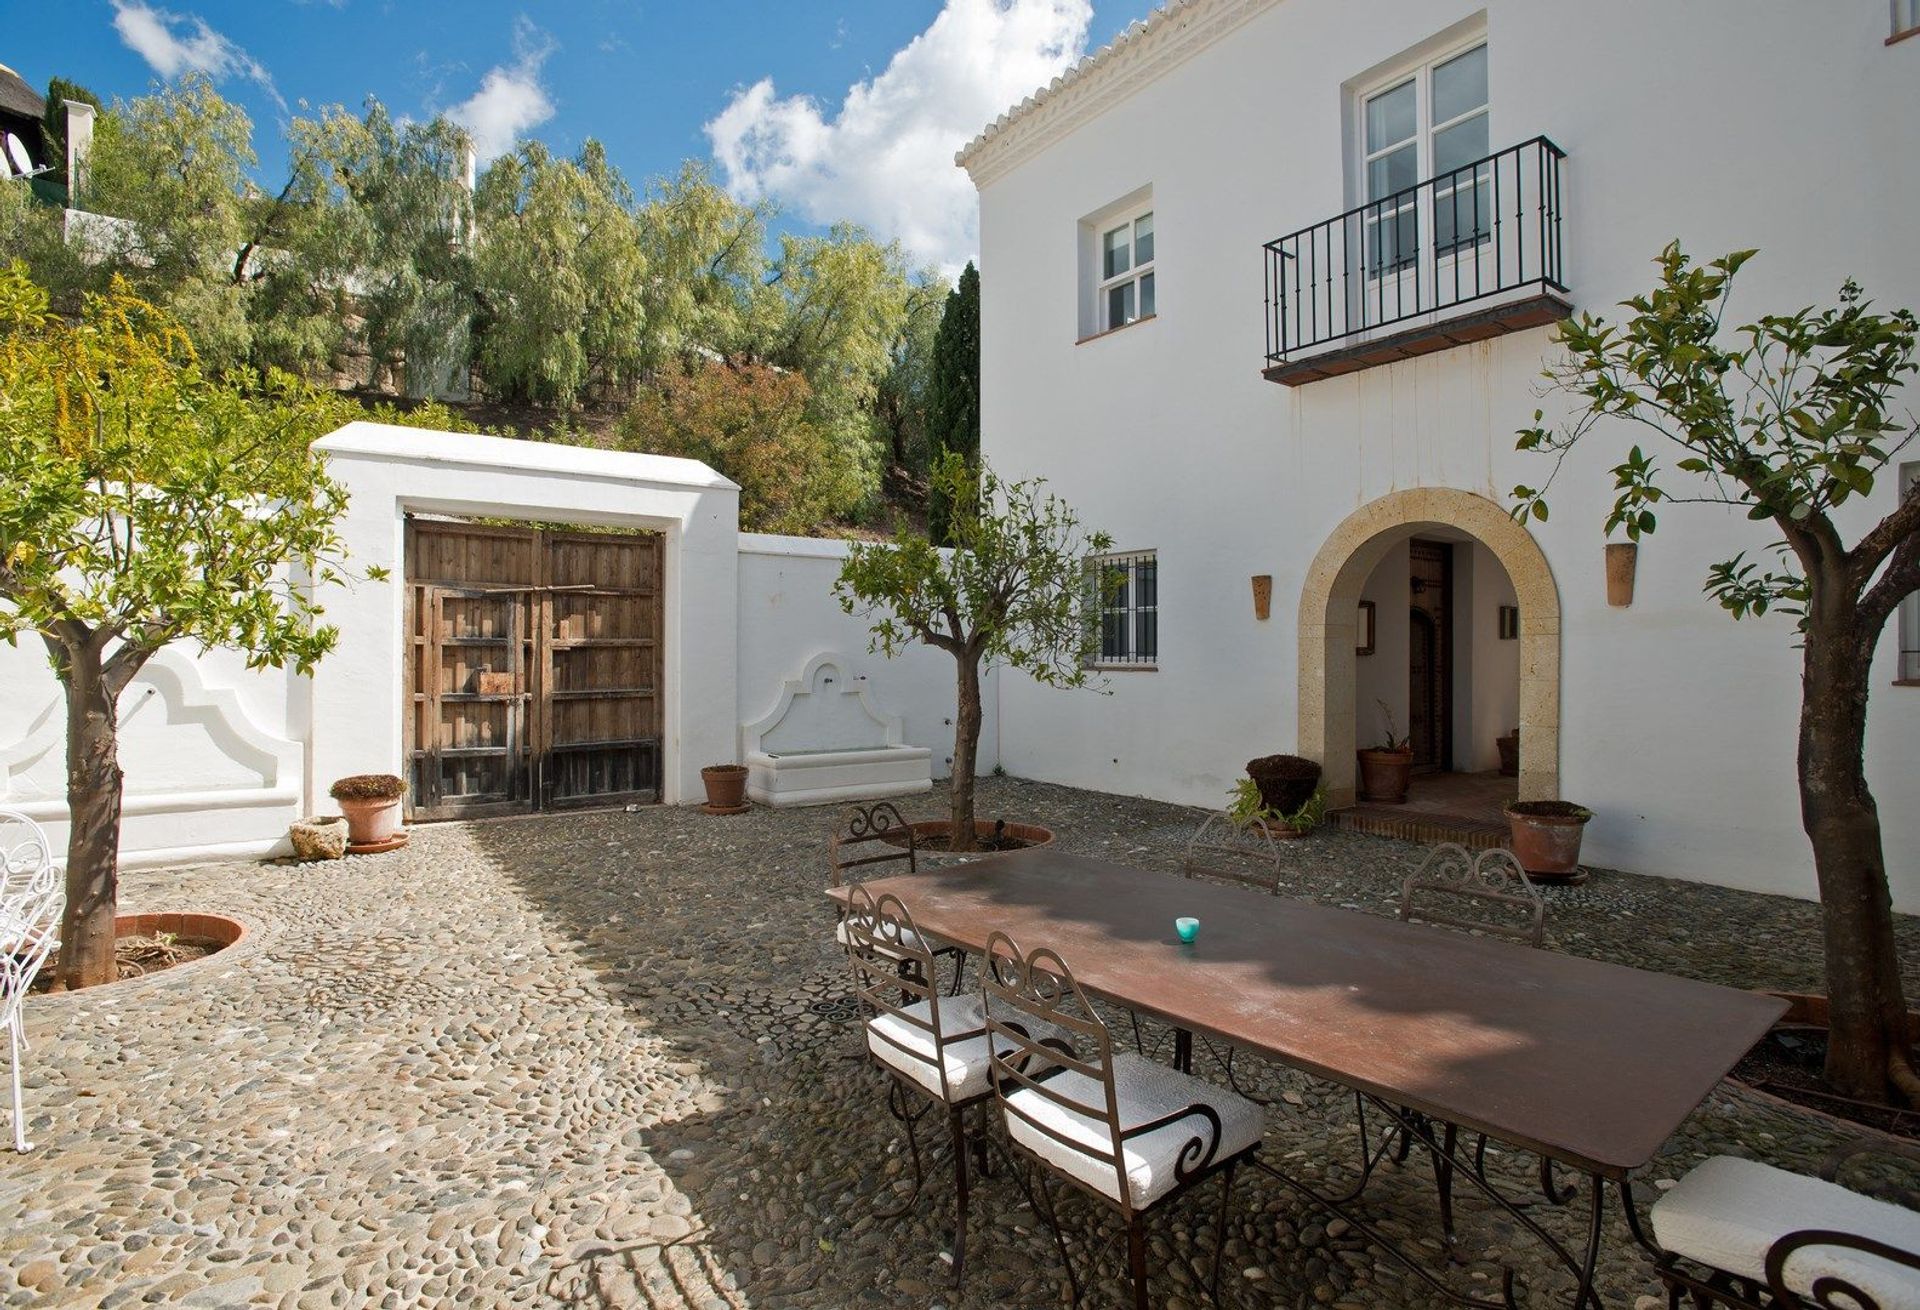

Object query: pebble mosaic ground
[5,776,1918,1309]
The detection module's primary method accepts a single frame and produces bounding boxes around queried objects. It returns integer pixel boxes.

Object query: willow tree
[835,456,1111,850]
[1513,245,1920,1103]
[0,267,365,988]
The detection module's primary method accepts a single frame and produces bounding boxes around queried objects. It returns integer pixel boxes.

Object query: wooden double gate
[405,520,663,820]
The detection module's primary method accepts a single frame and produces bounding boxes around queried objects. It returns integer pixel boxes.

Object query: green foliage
[1371,699,1410,752]
[836,453,1112,680]
[609,361,863,532]
[1225,778,1326,835]
[874,269,952,474]
[926,263,981,538]
[0,263,370,678]
[473,140,648,407]
[1514,243,1919,625]
[41,76,101,186]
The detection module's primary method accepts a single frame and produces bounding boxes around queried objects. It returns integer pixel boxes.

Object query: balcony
[1262,136,1569,386]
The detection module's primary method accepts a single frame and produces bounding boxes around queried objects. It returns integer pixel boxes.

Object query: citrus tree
[1513,244,1920,1103]
[0,266,368,989]
[835,455,1111,850]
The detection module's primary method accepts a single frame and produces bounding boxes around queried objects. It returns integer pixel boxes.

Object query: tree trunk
[948,654,984,852]
[1800,609,1911,1102]
[56,646,124,990]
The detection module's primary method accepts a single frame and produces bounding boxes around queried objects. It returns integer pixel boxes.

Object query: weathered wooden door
[1407,538,1453,773]
[405,521,662,821]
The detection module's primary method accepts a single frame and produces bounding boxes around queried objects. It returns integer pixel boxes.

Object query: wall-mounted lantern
[1606,542,1638,607]
[1251,574,1272,621]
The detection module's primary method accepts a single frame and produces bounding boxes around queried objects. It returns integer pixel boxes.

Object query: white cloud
[110,0,283,106]
[704,0,1093,274]
[449,18,557,162]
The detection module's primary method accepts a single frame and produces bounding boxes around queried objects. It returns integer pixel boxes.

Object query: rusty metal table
[828,848,1785,1307]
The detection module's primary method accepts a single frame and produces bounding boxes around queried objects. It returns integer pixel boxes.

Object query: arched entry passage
[1297,488,1560,808]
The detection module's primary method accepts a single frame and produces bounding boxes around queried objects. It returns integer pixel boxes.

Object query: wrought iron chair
[842,885,1067,1287]
[981,930,1264,1310]
[1640,1137,1920,1309]
[828,802,968,991]
[1376,843,1564,1247]
[1182,810,1285,895]
[0,809,61,1152]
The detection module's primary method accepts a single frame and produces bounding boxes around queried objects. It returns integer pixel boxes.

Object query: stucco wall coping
[315,422,740,493]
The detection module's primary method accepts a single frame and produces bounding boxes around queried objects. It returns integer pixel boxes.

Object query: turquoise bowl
[1175,916,1200,944]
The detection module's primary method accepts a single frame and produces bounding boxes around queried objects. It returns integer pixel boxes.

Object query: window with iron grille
[1901,463,1920,682]
[1090,551,1158,667]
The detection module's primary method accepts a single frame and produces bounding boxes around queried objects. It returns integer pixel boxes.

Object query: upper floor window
[1896,0,1920,40]
[1360,41,1489,270]
[1098,210,1155,332]
[1089,550,1158,667]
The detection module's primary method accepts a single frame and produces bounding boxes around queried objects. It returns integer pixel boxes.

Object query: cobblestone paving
[5,777,1919,1309]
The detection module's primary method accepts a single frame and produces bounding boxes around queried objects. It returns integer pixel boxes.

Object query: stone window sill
[1076,314,1158,346]
[1890,25,1920,45]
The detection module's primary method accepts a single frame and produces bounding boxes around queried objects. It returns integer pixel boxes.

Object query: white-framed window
[1901,463,1920,682]
[1358,39,1490,273]
[1896,0,1920,38]
[1089,550,1158,667]
[1096,209,1155,332]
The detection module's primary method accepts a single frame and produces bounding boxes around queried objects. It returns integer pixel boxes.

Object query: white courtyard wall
[736,534,998,782]
[976,0,1920,906]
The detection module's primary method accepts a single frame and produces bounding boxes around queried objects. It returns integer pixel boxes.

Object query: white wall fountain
[740,652,932,808]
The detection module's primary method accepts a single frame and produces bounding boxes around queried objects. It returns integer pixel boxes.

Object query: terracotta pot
[1605,542,1638,608]
[884,819,1056,861]
[1504,801,1592,878]
[700,765,749,809]
[1356,748,1413,804]
[1496,731,1520,778]
[336,796,402,845]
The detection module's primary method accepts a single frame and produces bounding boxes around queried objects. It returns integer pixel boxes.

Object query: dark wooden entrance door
[405,520,663,821]
[1407,538,1453,773]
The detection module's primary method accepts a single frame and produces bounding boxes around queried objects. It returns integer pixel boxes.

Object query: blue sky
[4,1,1157,272]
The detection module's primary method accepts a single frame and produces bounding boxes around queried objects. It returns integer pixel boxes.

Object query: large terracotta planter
[1504,800,1592,879]
[337,796,402,846]
[885,819,1055,861]
[1356,748,1413,804]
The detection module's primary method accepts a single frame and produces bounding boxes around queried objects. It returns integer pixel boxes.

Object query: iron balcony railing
[1263,136,1566,365]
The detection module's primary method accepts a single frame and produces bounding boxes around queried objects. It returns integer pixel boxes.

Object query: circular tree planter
[885,819,1055,862]
[1729,992,1920,1140]
[1504,800,1592,882]
[38,912,247,994]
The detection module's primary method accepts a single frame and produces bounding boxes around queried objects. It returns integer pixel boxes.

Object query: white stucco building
[961,0,1920,905]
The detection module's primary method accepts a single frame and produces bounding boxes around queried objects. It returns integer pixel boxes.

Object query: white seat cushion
[1651,1155,1920,1309]
[836,918,934,959]
[1003,1050,1263,1209]
[866,993,1065,1104]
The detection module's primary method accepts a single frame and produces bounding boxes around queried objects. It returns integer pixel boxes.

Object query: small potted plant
[1356,701,1414,804]
[1505,800,1593,880]
[1227,778,1327,839]
[329,774,407,848]
[699,763,750,814]
[1245,754,1322,817]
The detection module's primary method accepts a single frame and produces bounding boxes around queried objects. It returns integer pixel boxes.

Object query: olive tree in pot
[1512,244,1920,1105]
[835,454,1111,852]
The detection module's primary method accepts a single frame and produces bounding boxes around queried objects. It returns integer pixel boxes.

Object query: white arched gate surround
[311,423,741,810]
[1298,487,1561,808]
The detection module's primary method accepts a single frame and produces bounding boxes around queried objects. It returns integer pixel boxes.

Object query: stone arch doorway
[1298,488,1560,808]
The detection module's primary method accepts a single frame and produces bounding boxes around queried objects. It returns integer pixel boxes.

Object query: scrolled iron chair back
[0,811,55,902]
[982,932,1225,1218]
[1399,843,1545,948]
[841,885,957,1093]
[1757,1137,1920,1310]
[828,802,917,888]
[1183,810,1284,895]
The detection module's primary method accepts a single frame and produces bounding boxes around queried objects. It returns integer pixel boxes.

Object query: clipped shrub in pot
[329,774,407,846]
[1245,754,1322,817]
